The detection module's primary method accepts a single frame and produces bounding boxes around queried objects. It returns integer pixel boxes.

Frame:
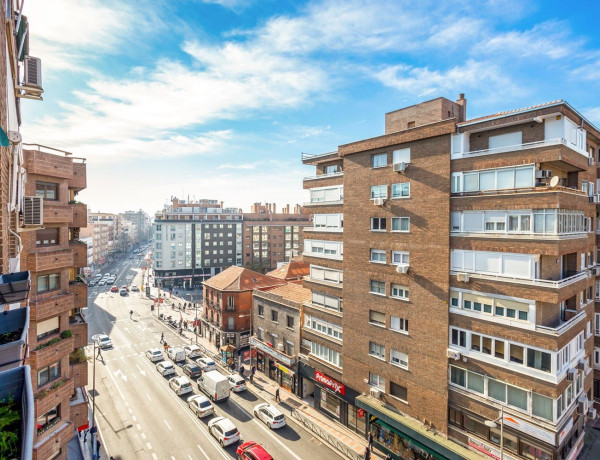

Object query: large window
[37,273,60,293]
[392,148,410,164]
[452,165,534,193]
[310,186,343,203]
[314,214,343,230]
[36,317,59,341]
[369,342,385,360]
[372,153,387,168]
[370,185,387,199]
[36,228,59,246]
[310,266,342,284]
[310,342,342,368]
[391,182,410,198]
[305,316,343,340]
[37,405,60,434]
[38,361,61,387]
[36,181,58,200]
[312,292,342,312]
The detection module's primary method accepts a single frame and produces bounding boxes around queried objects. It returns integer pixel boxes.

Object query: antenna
[549,176,559,187]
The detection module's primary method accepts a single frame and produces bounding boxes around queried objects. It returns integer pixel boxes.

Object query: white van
[197,370,230,402]
[167,347,186,363]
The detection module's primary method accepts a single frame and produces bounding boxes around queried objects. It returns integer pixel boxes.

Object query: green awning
[0,126,9,147]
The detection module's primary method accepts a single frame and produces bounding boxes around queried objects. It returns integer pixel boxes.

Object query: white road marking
[252,417,303,460]
[137,424,142,431]
[188,455,193,460]
[152,453,158,460]
[196,444,210,460]
[171,457,176,460]
[141,433,146,440]
[132,415,137,422]
[164,419,172,431]
[146,442,152,450]
[146,392,152,401]
[128,408,133,414]
[104,364,127,400]
[114,369,128,382]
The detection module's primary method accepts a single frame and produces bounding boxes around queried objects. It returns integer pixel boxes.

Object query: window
[37,273,59,293]
[467,371,484,393]
[37,317,59,340]
[370,249,386,263]
[532,393,553,422]
[36,181,58,200]
[37,405,60,434]
[390,284,409,300]
[257,327,264,341]
[227,296,235,309]
[450,366,466,387]
[526,349,551,373]
[228,317,234,330]
[391,217,409,232]
[390,350,408,369]
[285,341,294,356]
[287,315,294,328]
[391,251,409,265]
[391,182,410,198]
[370,280,385,295]
[369,372,385,390]
[451,328,466,347]
[38,361,61,387]
[312,292,342,312]
[310,342,342,368]
[390,382,407,401]
[36,228,59,246]
[324,164,340,174]
[271,310,278,323]
[372,153,387,168]
[370,185,387,199]
[390,316,408,333]
[305,316,343,340]
[507,385,527,410]
[392,148,410,164]
[509,344,524,364]
[369,310,385,327]
[270,333,278,347]
[370,217,386,231]
[369,342,385,360]
[520,441,552,460]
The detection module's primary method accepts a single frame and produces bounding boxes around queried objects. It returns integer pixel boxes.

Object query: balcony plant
[69,348,87,365]
[0,366,33,459]
[35,378,69,400]
[0,308,30,372]
[34,330,71,351]
[0,271,31,304]
[0,396,19,458]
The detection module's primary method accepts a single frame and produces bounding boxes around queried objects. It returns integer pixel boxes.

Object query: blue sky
[20,0,600,215]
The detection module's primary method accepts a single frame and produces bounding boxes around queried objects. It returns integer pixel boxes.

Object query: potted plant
[0,366,34,459]
[0,271,30,304]
[0,308,30,372]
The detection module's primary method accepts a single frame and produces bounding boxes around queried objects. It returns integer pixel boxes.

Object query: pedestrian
[160,332,164,343]
[130,309,133,318]
[96,439,101,458]
[96,347,102,359]
[239,365,245,377]
[364,446,371,460]
[385,454,392,460]
[368,431,373,450]
[83,429,88,442]
[164,342,168,352]
[275,387,281,402]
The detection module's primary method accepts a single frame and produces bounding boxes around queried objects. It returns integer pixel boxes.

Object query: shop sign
[467,437,518,460]
[315,370,345,395]
[501,415,554,445]
[558,418,573,446]
[250,337,294,366]
[277,363,291,374]
[357,408,365,418]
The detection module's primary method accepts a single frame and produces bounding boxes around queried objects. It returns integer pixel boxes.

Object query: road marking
[132,415,137,422]
[172,457,176,460]
[104,364,127,400]
[141,433,146,440]
[114,369,128,382]
[128,408,133,414]
[146,392,152,402]
[188,456,193,460]
[196,444,210,460]
[164,419,172,431]
[252,417,303,460]
[152,453,158,460]
[146,442,152,450]
[137,424,142,431]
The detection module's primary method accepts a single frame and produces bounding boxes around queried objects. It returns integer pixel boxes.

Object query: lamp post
[238,312,253,375]
[91,340,97,452]
[484,406,504,460]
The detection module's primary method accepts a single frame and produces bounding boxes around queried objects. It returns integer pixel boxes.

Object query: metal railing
[290,408,363,460]
[301,151,339,161]
[450,269,590,289]
[457,137,582,158]
[303,171,343,181]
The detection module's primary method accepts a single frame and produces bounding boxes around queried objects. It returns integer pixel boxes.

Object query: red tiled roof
[266,260,310,280]
[203,266,285,291]
[264,283,312,304]
[458,100,564,125]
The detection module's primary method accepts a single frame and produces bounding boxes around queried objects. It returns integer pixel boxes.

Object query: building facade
[80,221,109,271]
[88,213,121,259]
[121,209,150,245]
[302,96,598,460]
[152,198,243,289]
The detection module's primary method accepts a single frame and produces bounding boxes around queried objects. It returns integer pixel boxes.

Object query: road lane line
[252,417,303,460]
[152,454,158,460]
[164,419,172,431]
[132,415,137,422]
[146,442,152,450]
[141,433,147,440]
[188,455,193,460]
[146,392,152,401]
[196,445,210,460]
[137,424,142,431]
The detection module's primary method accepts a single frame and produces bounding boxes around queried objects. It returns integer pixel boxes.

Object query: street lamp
[484,406,504,460]
[238,312,252,374]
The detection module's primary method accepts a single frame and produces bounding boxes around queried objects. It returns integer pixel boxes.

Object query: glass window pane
[467,372,484,393]
[489,380,506,402]
[479,171,495,190]
[532,393,553,421]
[515,167,533,188]
[464,173,479,191]
[507,386,528,410]
[496,169,514,189]
[450,367,466,387]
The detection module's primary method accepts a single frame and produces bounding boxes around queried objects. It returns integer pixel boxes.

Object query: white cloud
[217,162,261,170]
[584,107,600,126]
[200,0,253,11]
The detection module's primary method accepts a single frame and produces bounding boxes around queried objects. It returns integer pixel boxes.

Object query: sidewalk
[77,402,110,460]
[154,288,383,460]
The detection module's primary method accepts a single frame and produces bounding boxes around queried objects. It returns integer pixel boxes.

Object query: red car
[236,441,273,460]
[110,286,119,292]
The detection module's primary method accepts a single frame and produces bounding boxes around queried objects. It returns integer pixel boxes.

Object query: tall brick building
[300,96,598,460]
[21,146,89,460]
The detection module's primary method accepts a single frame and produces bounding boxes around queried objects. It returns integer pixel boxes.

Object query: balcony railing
[450,269,590,289]
[303,171,343,181]
[301,151,338,161]
[535,309,587,336]
[455,138,585,159]
[303,199,344,207]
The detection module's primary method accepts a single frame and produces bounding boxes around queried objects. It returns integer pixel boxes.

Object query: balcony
[0,307,30,372]
[451,269,590,289]
[302,171,344,189]
[30,291,74,322]
[303,199,344,208]
[30,334,74,370]
[301,151,339,165]
[69,161,87,191]
[42,203,73,224]
[69,357,88,389]
[27,249,73,272]
[0,271,31,305]
[454,138,581,159]
[0,365,34,460]
[69,314,88,349]
[70,203,87,228]
[23,149,73,179]
[69,241,88,269]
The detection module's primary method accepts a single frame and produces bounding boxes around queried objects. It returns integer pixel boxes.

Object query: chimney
[272,203,276,214]
[456,93,467,123]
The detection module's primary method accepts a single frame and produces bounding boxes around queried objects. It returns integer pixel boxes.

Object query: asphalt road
[85,253,337,460]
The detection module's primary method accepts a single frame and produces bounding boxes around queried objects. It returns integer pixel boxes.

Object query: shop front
[250,337,297,394]
[298,361,365,436]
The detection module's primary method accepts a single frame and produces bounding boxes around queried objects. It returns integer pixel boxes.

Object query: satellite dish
[549,176,560,187]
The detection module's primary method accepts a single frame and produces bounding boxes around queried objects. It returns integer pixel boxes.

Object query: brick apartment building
[21,146,89,460]
[300,96,598,460]
[80,221,110,270]
[242,202,310,273]
[89,213,121,259]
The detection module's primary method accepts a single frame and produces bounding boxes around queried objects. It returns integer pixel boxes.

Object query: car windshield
[224,429,238,437]
[199,400,211,408]
[206,361,215,366]
[181,383,191,388]
[274,414,284,421]
[189,366,200,372]
[100,337,110,343]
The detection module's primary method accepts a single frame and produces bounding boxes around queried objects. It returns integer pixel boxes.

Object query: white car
[106,277,116,285]
[227,374,246,392]
[208,416,240,447]
[188,395,214,418]
[92,334,112,349]
[196,357,217,373]
[184,345,202,359]
[254,403,286,429]
[145,348,163,362]
[169,376,193,395]
[98,279,107,286]
[156,361,176,377]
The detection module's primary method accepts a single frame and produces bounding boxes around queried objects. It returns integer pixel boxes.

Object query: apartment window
[390,284,409,300]
[370,217,386,231]
[390,316,408,334]
[370,249,386,263]
[324,164,340,174]
[37,274,59,293]
[369,372,385,390]
[312,292,342,312]
[391,217,409,232]
[271,310,278,323]
[270,333,278,347]
[391,251,409,265]
[285,341,294,356]
[451,328,466,347]
[257,327,264,341]
[526,349,551,373]
[257,304,264,316]
[306,316,343,340]
[391,182,410,198]
[370,280,385,295]
[390,382,407,402]
[509,344,524,364]
[369,310,385,327]
[287,315,294,328]
[36,181,58,200]
[372,153,387,168]
[38,361,61,387]
[370,185,387,199]
[37,405,60,434]
[310,342,342,368]
[228,317,234,330]
[390,350,408,369]
[36,228,59,246]
[37,317,59,340]
[369,342,385,360]
[392,148,410,164]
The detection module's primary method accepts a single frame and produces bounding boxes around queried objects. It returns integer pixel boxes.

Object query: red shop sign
[357,409,365,418]
[315,370,345,395]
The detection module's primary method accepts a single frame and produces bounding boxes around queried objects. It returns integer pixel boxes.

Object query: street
[85,253,337,459]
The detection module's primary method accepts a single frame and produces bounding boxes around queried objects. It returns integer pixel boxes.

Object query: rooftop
[266,260,310,281]
[203,266,285,292]
[264,282,312,304]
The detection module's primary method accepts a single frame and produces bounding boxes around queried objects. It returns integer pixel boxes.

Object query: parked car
[110,286,119,293]
[89,280,97,287]
[98,279,107,286]
[236,442,273,460]
[196,357,217,373]
[119,288,127,296]
[253,403,286,429]
[227,374,246,393]
[145,348,163,362]
[188,394,214,418]
[182,363,202,379]
[156,361,176,376]
[208,417,240,447]
[198,370,230,402]
[131,286,139,292]
[167,347,186,362]
[184,345,202,359]
[121,285,129,292]
[169,376,193,395]
[92,334,112,349]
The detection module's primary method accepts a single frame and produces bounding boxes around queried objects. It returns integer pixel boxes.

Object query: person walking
[368,431,374,451]
[239,365,245,378]
[96,347,102,360]
[160,332,164,343]
[385,454,392,460]
[96,440,102,459]
[129,309,133,319]
[275,388,281,402]
[164,342,168,352]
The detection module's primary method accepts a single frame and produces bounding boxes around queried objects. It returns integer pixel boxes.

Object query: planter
[0,307,30,372]
[0,271,31,304]
[0,365,34,460]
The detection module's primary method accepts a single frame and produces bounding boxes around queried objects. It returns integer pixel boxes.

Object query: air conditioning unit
[373,198,385,206]
[446,349,461,360]
[393,162,408,173]
[593,266,600,276]
[22,196,43,226]
[277,343,285,352]
[578,396,590,415]
[577,359,590,373]
[535,170,552,179]
[588,408,598,419]
[396,264,409,274]
[24,56,42,88]
[456,273,469,282]
[566,369,577,382]
[589,156,595,166]
[369,387,382,399]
